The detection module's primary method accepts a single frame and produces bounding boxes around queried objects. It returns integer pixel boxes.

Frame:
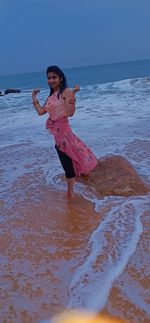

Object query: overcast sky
[0,0,150,75]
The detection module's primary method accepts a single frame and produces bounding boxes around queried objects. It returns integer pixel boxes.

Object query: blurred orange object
[51,310,126,323]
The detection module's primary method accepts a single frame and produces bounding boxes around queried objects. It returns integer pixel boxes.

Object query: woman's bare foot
[67,191,74,199]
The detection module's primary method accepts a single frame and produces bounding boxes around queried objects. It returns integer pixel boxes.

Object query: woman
[32,65,97,198]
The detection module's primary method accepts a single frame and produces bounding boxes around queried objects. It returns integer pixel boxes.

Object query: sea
[0,59,150,323]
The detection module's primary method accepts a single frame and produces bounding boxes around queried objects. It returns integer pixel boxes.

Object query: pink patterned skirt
[46,117,97,176]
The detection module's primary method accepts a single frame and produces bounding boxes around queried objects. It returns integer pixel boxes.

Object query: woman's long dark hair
[46,65,68,98]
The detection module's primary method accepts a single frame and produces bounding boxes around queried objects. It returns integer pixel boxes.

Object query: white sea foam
[1,76,150,154]
[122,281,150,315]
[67,196,149,312]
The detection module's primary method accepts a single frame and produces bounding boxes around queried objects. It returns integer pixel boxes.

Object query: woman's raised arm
[32,89,47,116]
[63,86,80,117]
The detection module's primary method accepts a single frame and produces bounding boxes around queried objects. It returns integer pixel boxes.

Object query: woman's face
[47,72,62,91]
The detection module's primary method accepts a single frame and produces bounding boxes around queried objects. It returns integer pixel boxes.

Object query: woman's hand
[32,88,40,101]
[72,84,80,94]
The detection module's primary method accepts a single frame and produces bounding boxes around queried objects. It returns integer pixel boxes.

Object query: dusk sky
[0,0,150,75]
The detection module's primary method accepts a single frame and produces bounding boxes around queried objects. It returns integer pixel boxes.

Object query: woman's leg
[55,145,76,197]
[66,177,75,198]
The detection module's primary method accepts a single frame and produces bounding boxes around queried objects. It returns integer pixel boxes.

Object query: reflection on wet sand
[1,145,150,322]
[1,170,100,321]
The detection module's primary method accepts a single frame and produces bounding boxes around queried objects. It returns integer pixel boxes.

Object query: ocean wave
[67,196,149,312]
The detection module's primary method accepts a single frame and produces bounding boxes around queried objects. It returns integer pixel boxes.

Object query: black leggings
[55,145,76,179]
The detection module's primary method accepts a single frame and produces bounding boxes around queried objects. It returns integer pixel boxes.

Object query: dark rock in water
[78,155,149,197]
[4,89,21,95]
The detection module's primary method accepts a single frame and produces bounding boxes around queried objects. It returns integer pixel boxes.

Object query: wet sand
[102,209,150,323]
[0,144,150,322]
[1,176,99,321]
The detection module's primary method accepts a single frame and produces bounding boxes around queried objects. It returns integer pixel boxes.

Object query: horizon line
[0,57,150,78]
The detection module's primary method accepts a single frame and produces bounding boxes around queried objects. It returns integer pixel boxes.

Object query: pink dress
[44,91,97,176]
